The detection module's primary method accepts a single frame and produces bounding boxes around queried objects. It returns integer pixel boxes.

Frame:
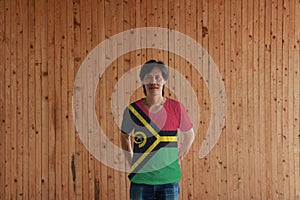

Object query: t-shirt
[121,97,193,185]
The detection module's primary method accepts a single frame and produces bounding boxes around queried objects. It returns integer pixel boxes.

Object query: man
[120,60,195,200]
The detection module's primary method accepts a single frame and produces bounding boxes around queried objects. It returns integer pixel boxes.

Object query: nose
[149,77,157,83]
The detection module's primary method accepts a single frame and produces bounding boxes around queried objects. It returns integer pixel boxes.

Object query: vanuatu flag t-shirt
[121,98,193,185]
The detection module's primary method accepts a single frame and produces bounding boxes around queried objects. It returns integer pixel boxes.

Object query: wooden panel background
[0,0,299,199]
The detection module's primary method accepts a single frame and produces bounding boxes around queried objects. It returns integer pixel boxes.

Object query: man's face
[143,67,166,96]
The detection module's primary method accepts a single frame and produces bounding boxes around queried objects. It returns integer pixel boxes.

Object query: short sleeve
[178,102,193,132]
[121,107,134,134]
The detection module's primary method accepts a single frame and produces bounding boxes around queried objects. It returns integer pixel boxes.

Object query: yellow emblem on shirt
[134,131,147,148]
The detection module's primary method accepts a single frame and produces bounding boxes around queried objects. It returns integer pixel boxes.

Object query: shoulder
[164,98,183,115]
[166,97,179,105]
[129,98,144,106]
[123,98,143,114]
[166,98,183,108]
[126,98,145,112]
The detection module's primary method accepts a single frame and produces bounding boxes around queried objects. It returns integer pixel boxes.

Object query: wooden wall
[0,0,299,199]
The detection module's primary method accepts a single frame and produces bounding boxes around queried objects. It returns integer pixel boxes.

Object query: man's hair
[140,60,169,96]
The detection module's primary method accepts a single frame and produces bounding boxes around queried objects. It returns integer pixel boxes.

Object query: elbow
[186,129,195,143]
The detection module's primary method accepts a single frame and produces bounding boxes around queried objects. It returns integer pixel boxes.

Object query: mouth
[148,84,160,90]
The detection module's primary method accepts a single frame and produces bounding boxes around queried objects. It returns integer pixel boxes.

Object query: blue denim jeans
[130,182,179,200]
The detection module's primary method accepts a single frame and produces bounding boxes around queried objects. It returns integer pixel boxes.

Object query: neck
[145,95,164,106]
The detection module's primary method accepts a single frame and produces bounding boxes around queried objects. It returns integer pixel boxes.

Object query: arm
[178,128,195,162]
[120,132,133,166]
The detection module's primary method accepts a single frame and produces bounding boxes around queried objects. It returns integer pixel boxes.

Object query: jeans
[130,182,179,200]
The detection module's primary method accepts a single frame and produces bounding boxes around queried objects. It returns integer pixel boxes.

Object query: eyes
[143,75,164,84]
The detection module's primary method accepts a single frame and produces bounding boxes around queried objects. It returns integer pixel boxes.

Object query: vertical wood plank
[39,0,49,198]
[122,1,131,199]
[247,0,256,198]
[207,0,218,199]
[0,0,5,198]
[133,0,142,100]
[4,0,11,199]
[282,0,291,199]
[194,0,205,199]
[253,0,261,197]
[287,1,296,199]
[173,1,180,198]
[215,0,225,194]
[156,0,163,61]
[84,0,95,199]
[28,0,36,198]
[288,0,299,198]
[21,0,30,198]
[47,0,56,199]
[224,1,235,199]
[214,0,222,197]
[98,58,108,200]
[161,0,169,65]
[224,0,232,198]
[232,0,239,198]
[258,0,267,199]
[60,0,69,199]
[79,0,88,199]
[10,0,18,198]
[293,0,300,199]
[217,0,228,198]
[104,0,117,199]
[227,0,238,199]
[140,0,146,64]
[93,0,101,197]
[276,0,284,198]
[98,41,108,200]
[185,0,196,199]
[96,0,108,199]
[34,0,42,198]
[168,0,175,100]
[72,0,83,198]
[264,0,273,198]
[236,0,244,198]
[241,0,250,199]
[66,0,76,199]
[270,0,279,198]
[15,0,24,198]
[114,0,123,199]
[54,0,62,198]
[146,0,154,59]
[178,0,187,198]
[90,0,99,199]
[200,0,210,199]
[264,2,272,197]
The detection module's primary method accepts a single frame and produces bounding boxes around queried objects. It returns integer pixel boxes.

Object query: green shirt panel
[130,148,181,184]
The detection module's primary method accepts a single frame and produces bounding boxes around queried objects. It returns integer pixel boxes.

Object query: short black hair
[139,60,169,81]
[140,60,169,96]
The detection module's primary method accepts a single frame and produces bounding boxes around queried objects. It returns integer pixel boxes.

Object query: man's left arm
[178,128,195,161]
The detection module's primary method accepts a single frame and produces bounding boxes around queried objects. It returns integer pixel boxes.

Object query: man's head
[140,60,169,96]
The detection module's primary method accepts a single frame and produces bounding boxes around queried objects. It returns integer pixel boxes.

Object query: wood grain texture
[0,0,299,199]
